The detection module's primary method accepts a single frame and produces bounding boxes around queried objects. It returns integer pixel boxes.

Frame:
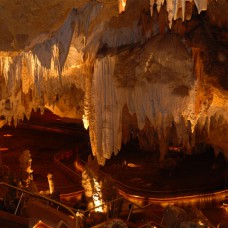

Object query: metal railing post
[127,204,134,222]
[106,202,109,221]
[0,182,78,228]
[14,192,23,215]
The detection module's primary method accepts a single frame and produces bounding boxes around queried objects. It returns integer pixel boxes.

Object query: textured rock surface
[0,0,227,164]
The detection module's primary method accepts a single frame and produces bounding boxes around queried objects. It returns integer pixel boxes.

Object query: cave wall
[0,0,227,164]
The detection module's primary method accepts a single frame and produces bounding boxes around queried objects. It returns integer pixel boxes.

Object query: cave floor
[101,142,227,194]
[0,119,84,195]
[99,143,228,226]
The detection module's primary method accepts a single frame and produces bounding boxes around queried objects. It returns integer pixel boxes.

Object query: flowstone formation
[0,0,227,164]
[86,32,228,164]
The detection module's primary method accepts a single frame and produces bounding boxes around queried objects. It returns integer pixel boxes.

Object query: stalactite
[86,32,228,164]
[156,0,165,13]
[88,56,120,165]
[0,0,227,164]
[118,0,127,13]
[83,73,92,130]
[150,0,155,16]
[86,34,194,164]
[0,1,103,123]
[149,0,208,28]
[166,0,175,28]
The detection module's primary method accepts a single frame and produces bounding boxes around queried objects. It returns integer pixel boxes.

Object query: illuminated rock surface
[0,0,227,164]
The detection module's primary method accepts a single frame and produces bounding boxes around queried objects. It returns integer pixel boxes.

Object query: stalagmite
[18,150,38,192]
[81,155,106,212]
[47,173,55,195]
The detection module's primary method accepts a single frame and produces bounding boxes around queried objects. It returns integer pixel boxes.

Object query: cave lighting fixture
[3,134,13,137]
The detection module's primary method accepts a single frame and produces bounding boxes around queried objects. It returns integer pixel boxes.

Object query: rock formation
[0,0,227,164]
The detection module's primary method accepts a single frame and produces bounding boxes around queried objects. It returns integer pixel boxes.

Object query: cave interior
[0,0,227,227]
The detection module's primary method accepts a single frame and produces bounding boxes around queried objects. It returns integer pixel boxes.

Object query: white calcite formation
[82,155,106,211]
[0,4,98,123]
[85,34,228,165]
[18,150,34,189]
[0,0,227,165]
[150,0,208,28]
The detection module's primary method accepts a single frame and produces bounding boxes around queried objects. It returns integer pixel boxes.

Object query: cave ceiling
[0,0,227,164]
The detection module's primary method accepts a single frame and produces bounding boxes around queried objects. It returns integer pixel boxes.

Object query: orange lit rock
[0,0,227,164]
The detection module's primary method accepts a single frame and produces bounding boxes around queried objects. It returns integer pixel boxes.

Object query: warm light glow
[93,178,105,212]
[70,64,82,69]
[127,163,141,168]
[47,173,55,195]
[118,0,126,14]
[76,211,84,220]
[169,146,181,152]
[121,0,126,10]
[0,147,8,151]
[118,189,227,208]
[82,114,89,130]
[198,220,204,225]
[3,134,13,137]
[74,160,84,172]
[222,202,228,212]
[33,220,52,228]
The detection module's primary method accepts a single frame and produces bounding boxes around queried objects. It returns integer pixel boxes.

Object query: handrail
[120,198,163,223]
[54,151,81,179]
[73,195,164,225]
[54,148,227,227]
[139,220,166,228]
[0,182,78,228]
[83,197,124,213]
[71,195,164,227]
